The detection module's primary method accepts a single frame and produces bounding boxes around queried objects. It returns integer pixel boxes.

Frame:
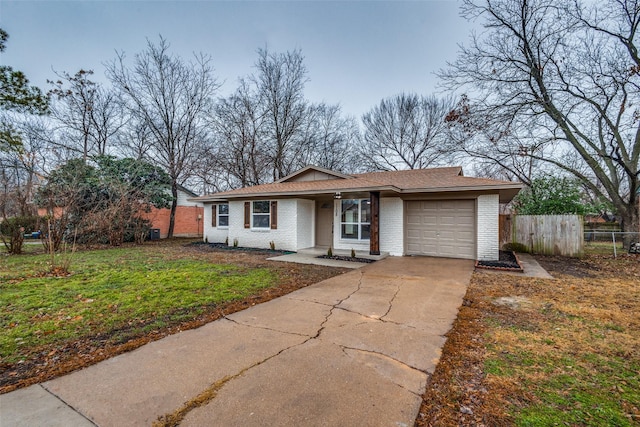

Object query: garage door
[405,200,476,259]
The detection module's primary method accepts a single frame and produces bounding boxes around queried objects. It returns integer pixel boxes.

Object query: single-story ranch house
[191,166,522,261]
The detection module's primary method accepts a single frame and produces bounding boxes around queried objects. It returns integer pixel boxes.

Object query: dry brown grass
[416,254,640,426]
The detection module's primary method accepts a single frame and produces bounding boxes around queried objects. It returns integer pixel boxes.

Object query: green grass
[0,241,44,255]
[516,356,639,426]
[482,311,640,427]
[0,245,276,363]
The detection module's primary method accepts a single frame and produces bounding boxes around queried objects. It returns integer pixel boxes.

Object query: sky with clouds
[1,0,477,119]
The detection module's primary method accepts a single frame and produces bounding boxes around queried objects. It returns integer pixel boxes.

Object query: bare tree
[253,48,309,180]
[441,0,640,234]
[299,103,360,172]
[106,37,220,237]
[444,95,554,185]
[209,48,360,188]
[211,79,269,188]
[48,69,124,160]
[0,116,52,218]
[360,93,453,171]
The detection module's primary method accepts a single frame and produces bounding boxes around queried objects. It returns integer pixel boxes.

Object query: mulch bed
[198,242,294,255]
[475,250,522,271]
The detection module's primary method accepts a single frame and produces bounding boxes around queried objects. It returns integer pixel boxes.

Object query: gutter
[188,182,523,203]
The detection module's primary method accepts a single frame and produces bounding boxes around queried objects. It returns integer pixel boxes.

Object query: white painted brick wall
[228,199,299,251]
[296,199,315,249]
[202,202,230,244]
[380,197,404,256]
[476,194,500,261]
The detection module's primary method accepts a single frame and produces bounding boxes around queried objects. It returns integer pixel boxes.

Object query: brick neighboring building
[36,186,203,240]
[143,186,204,239]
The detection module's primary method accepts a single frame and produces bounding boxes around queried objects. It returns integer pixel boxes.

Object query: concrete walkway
[267,247,388,269]
[1,257,474,427]
[475,252,554,279]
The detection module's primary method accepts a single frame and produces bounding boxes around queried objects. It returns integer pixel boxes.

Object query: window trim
[340,198,371,241]
[251,200,271,230]
[217,203,229,229]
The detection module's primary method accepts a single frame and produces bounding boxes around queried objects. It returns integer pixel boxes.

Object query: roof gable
[277,165,353,183]
[177,185,199,197]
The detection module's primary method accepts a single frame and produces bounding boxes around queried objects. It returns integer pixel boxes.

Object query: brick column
[370,191,380,255]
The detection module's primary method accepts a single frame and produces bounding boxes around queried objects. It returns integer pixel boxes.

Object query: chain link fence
[584,231,640,258]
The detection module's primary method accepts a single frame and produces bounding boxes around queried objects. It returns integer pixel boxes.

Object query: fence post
[612,232,617,259]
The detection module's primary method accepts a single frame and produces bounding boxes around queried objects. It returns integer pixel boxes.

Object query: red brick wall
[38,205,204,239]
[143,205,204,238]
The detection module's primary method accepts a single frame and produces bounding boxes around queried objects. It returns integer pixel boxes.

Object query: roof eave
[192,185,402,201]
[397,183,522,203]
[189,183,522,203]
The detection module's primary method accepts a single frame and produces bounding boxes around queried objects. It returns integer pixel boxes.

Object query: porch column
[370,191,380,255]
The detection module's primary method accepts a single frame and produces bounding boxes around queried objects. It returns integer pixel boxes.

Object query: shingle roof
[191,166,522,202]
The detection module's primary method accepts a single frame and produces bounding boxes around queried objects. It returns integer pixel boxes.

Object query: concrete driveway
[1,257,474,427]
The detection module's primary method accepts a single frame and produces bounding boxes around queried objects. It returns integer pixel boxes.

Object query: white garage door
[405,200,476,259]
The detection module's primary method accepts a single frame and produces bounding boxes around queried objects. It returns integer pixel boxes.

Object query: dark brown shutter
[244,202,250,228]
[211,205,217,227]
[270,201,278,229]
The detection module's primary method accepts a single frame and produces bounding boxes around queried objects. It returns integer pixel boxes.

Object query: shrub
[0,215,42,254]
[269,241,276,250]
[327,247,333,257]
[125,217,151,245]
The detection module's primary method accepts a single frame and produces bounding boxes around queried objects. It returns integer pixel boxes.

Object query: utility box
[149,228,161,240]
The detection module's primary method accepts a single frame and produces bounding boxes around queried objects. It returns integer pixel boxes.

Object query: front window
[252,201,270,228]
[217,204,229,228]
[341,199,370,240]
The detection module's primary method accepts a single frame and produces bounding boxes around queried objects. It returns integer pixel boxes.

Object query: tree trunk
[168,181,178,238]
[620,202,639,248]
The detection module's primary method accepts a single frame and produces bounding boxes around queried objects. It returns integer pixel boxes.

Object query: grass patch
[417,253,640,426]
[0,242,44,256]
[1,245,276,364]
[584,240,626,256]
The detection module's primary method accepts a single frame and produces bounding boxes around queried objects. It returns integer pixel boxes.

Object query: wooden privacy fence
[512,215,584,257]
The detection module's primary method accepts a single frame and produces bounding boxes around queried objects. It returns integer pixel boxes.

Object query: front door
[315,200,333,247]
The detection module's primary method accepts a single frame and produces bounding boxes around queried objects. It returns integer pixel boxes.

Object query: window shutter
[244,202,250,228]
[270,201,278,229]
[211,205,217,227]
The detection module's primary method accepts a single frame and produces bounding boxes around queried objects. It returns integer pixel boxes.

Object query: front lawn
[417,253,640,426]
[0,240,347,392]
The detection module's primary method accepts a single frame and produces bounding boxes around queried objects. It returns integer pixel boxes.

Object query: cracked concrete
[1,257,473,427]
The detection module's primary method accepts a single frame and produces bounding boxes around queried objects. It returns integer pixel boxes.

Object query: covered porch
[312,191,382,256]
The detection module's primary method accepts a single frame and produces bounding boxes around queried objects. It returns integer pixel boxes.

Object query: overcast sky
[0,0,476,119]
